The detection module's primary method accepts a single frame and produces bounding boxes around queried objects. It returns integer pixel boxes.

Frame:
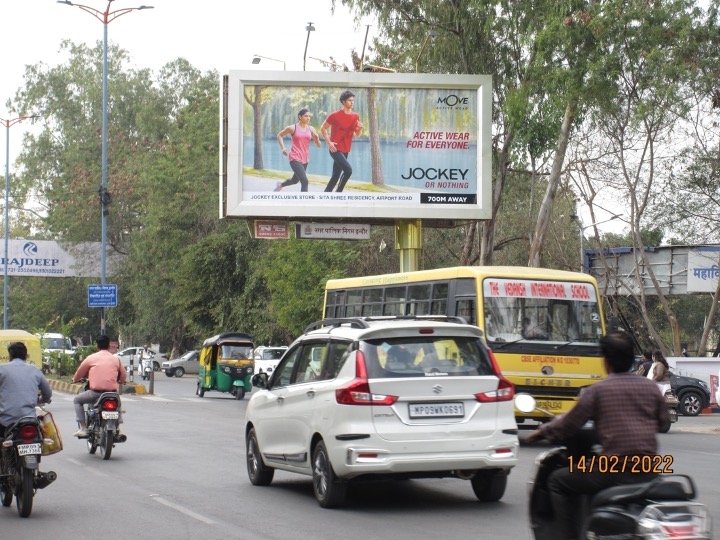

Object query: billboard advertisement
[0,239,107,277]
[221,71,492,223]
[687,247,720,293]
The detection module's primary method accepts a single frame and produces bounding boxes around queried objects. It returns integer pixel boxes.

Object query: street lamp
[1,115,37,329]
[58,0,154,334]
[303,22,315,71]
[572,213,622,273]
[252,55,286,70]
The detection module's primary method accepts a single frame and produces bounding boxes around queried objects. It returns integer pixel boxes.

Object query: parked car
[114,347,167,372]
[245,316,518,508]
[253,346,287,375]
[670,370,711,416]
[162,350,199,377]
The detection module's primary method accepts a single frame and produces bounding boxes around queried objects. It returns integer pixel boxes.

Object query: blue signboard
[88,284,118,308]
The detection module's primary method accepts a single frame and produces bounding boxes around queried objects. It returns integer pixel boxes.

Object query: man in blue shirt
[0,342,52,437]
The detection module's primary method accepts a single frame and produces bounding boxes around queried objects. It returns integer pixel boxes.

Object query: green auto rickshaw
[197,332,254,399]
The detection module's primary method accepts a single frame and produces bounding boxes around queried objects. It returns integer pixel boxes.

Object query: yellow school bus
[324,266,607,422]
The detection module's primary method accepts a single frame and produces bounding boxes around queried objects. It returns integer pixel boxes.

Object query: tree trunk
[367,88,384,185]
[479,131,514,266]
[528,97,577,267]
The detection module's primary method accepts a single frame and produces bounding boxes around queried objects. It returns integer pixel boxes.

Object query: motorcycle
[517,393,711,540]
[83,390,127,460]
[660,389,679,433]
[0,413,57,517]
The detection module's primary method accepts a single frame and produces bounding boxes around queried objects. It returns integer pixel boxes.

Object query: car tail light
[336,351,398,406]
[101,399,119,411]
[19,425,38,442]
[475,348,515,403]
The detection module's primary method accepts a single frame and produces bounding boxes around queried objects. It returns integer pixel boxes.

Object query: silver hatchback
[245,316,519,508]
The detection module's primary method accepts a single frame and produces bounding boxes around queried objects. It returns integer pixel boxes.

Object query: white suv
[245,316,519,508]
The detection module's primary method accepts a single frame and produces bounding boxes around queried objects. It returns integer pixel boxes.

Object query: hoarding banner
[0,239,104,277]
[221,72,492,223]
[296,223,371,240]
[687,248,720,293]
[253,220,290,239]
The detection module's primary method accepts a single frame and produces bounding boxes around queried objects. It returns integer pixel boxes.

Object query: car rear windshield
[360,336,495,378]
[262,349,285,360]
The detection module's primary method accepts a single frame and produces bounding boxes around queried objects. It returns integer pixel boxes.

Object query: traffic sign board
[88,284,118,307]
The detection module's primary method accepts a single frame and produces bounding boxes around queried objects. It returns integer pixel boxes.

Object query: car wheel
[659,419,672,433]
[470,470,508,502]
[152,361,160,371]
[246,428,274,486]
[164,371,174,378]
[679,390,703,416]
[312,440,347,508]
[174,367,185,378]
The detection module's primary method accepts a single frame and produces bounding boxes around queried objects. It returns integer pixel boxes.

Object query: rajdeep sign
[1,239,105,277]
[220,71,492,224]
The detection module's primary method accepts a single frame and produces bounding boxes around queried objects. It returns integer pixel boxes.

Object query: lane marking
[150,495,216,524]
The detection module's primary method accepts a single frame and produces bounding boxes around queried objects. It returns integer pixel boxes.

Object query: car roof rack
[304,315,474,334]
[304,318,371,333]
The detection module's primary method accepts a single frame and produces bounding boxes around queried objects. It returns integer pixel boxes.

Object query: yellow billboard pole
[395,219,422,272]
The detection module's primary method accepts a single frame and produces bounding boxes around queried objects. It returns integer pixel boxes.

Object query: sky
[1,0,376,151]
[0,1,625,236]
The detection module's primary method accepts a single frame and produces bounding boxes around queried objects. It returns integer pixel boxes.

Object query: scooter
[517,393,711,540]
[660,389,679,433]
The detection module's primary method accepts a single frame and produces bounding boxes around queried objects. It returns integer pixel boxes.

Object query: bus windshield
[482,278,602,344]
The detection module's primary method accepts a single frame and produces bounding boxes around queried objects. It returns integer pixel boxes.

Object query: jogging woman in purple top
[274,108,321,192]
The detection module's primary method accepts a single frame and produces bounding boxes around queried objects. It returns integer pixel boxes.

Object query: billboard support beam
[395,219,422,272]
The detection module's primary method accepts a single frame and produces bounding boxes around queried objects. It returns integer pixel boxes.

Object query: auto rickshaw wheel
[234,387,245,400]
[198,384,205,398]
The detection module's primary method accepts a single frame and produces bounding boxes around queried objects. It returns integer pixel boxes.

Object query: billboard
[221,71,492,223]
[0,239,108,277]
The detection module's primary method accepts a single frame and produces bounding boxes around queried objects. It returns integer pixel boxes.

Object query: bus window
[430,283,448,314]
[456,298,476,325]
[346,289,363,317]
[408,284,431,315]
[384,286,407,316]
[362,288,383,316]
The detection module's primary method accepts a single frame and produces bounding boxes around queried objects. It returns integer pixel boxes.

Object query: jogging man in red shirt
[320,90,363,192]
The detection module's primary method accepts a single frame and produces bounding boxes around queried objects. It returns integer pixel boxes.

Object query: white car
[245,316,519,508]
[253,346,288,375]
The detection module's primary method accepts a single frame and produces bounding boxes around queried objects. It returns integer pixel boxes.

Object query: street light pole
[1,115,35,329]
[58,0,154,335]
[572,214,622,273]
[252,55,286,70]
[303,22,315,71]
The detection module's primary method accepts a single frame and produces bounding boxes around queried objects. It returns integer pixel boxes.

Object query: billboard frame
[220,71,492,224]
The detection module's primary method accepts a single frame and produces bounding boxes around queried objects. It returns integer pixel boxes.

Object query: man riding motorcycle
[0,342,52,437]
[71,335,126,438]
[526,331,669,540]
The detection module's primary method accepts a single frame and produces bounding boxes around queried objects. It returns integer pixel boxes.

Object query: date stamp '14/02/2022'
[568,455,674,474]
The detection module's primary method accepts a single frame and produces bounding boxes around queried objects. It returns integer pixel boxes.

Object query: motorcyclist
[138,344,153,379]
[526,331,670,540]
[0,342,52,438]
[71,335,126,438]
